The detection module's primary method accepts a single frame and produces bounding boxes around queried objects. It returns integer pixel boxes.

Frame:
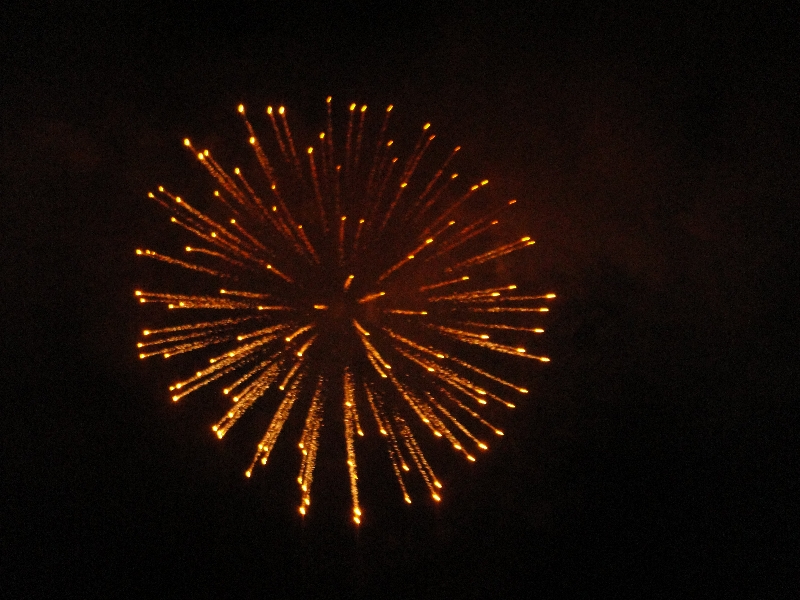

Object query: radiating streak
[446,237,535,272]
[426,198,519,261]
[220,289,272,299]
[418,276,469,292]
[338,215,346,264]
[171,336,283,399]
[384,325,528,394]
[343,274,355,291]
[137,329,209,349]
[137,291,253,310]
[155,193,259,260]
[295,225,321,264]
[265,263,294,283]
[467,307,550,313]
[357,290,385,304]
[424,218,459,245]
[414,174,457,232]
[425,391,485,454]
[185,246,246,268]
[278,106,303,178]
[183,140,240,202]
[343,369,362,523]
[297,378,324,515]
[456,321,545,334]
[228,218,271,254]
[448,354,529,394]
[427,284,517,302]
[325,97,335,177]
[353,218,366,251]
[136,248,227,278]
[372,156,398,220]
[365,351,388,379]
[138,335,228,359]
[399,129,434,189]
[232,168,266,213]
[266,106,291,165]
[354,322,391,373]
[167,216,255,264]
[365,104,393,197]
[411,146,461,209]
[223,350,284,397]
[363,384,412,502]
[211,189,245,221]
[353,104,367,173]
[279,350,307,390]
[307,147,327,229]
[333,165,342,226]
[352,319,370,337]
[427,218,500,260]
[396,415,441,500]
[247,371,306,475]
[171,368,228,400]
[195,149,254,214]
[214,359,284,437]
[386,370,452,443]
[238,105,276,184]
[385,309,428,315]
[425,178,488,236]
[228,353,285,404]
[378,126,435,233]
[146,190,173,212]
[390,344,491,405]
[432,324,549,361]
[285,323,315,342]
[265,183,305,251]
[414,391,471,456]
[376,236,435,283]
[157,188,242,248]
[345,103,356,175]
[463,294,556,304]
[139,315,258,337]
[437,387,503,435]
[295,334,317,357]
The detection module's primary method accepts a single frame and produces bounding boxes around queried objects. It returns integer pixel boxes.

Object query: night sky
[3,2,798,597]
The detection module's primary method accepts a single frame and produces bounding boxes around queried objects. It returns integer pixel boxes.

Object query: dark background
[2,2,798,597]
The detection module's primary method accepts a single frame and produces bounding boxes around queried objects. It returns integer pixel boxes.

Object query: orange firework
[135,98,554,524]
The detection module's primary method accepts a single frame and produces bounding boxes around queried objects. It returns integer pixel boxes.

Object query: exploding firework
[135,98,554,524]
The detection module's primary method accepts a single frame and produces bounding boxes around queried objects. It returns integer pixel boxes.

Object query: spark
[136,99,554,524]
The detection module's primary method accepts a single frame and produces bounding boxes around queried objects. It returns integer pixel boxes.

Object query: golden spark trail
[266,106,290,165]
[353,104,367,173]
[278,106,303,178]
[295,225,321,264]
[238,104,276,185]
[363,385,412,502]
[365,104,393,196]
[247,372,306,476]
[307,146,327,228]
[446,237,536,272]
[344,103,356,179]
[343,369,362,523]
[418,276,469,292]
[136,249,227,278]
[297,378,324,515]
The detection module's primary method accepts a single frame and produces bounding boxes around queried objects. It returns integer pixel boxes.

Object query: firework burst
[135,98,554,524]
